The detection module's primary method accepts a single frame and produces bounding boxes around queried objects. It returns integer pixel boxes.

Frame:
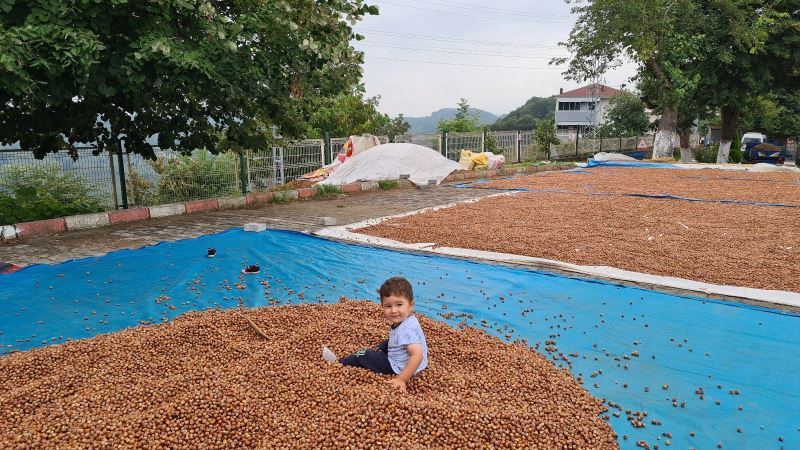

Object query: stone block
[109,208,150,225]
[247,191,273,205]
[15,218,67,237]
[1,225,17,240]
[149,203,186,218]
[272,190,299,202]
[361,181,379,191]
[342,183,361,193]
[218,196,247,210]
[244,222,267,232]
[399,174,410,179]
[297,188,316,199]
[319,216,337,226]
[185,198,219,214]
[65,212,110,231]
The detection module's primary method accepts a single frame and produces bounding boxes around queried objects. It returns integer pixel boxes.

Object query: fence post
[389,132,395,143]
[441,131,447,158]
[619,136,623,152]
[116,140,128,209]
[107,149,119,209]
[238,150,248,195]
[599,136,603,152]
[323,132,331,165]
[575,133,579,156]
[481,128,486,152]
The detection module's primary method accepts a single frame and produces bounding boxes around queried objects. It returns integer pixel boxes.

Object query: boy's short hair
[378,276,414,302]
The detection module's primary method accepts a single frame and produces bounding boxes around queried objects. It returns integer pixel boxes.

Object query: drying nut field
[358,167,800,293]
[0,301,617,449]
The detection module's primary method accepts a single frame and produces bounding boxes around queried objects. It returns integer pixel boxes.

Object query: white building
[555,84,622,139]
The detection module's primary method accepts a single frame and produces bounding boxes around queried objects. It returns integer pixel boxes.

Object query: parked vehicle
[741,132,785,164]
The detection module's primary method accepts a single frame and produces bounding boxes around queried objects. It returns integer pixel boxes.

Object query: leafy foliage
[314,184,343,198]
[491,97,555,131]
[306,89,391,138]
[598,92,650,137]
[0,164,102,224]
[533,118,560,153]
[0,0,377,159]
[437,99,481,133]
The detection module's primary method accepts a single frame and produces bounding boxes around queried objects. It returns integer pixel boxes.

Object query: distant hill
[405,108,502,134]
[491,96,556,131]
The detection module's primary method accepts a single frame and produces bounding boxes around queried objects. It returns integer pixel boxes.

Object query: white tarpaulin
[317,143,464,186]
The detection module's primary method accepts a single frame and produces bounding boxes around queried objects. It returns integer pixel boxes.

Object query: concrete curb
[6,162,570,239]
[297,188,317,199]
[65,212,110,231]
[246,192,273,205]
[109,208,150,225]
[1,225,17,241]
[361,181,379,191]
[149,203,186,219]
[218,196,247,210]
[185,199,219,214]
[271,190,299,202]
[15,218,67,238]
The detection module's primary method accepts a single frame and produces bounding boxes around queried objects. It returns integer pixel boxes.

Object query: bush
[0,164,103,224]
[148,151,241,203]
[314,184,342,198]
[378,179,397,190]
[693,145,717,163]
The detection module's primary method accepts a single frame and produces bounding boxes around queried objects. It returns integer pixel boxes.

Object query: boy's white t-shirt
[387,315,428,374]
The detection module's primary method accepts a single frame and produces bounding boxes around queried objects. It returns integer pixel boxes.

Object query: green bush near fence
[0,164,103,224]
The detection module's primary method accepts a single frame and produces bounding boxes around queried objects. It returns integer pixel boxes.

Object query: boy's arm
[385,343,423,392]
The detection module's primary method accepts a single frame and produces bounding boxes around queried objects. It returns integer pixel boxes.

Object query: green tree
[556,0,704,158]
[437,98,480,133]
[306,90,390,138]
[0,1,377,159]
[600,92,649,137]
[740,91,800,139]
[533,118,560,154]
[380,114,411,138]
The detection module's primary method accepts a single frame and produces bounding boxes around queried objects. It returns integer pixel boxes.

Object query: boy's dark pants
[339,340,394,375]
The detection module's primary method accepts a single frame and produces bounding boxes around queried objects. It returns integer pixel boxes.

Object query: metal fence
[0,129,665,222]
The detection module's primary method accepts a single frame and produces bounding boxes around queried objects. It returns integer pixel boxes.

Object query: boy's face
[381,294,413,326]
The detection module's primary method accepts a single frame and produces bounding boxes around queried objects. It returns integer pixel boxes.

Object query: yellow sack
[473,163,488,171]
[470,152,489,166]
[458,150,475,170]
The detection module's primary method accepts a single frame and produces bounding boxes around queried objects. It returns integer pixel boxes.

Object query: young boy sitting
[322,276,428,392]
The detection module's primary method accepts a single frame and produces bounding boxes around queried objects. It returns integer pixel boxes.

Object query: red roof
[558,84,621,98]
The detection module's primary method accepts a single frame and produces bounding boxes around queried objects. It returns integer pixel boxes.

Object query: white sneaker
[322,346,338,363]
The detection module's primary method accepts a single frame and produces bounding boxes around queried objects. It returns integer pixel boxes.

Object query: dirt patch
[0,301,617,449]
[357,192,800,293]
[484,167,800,205]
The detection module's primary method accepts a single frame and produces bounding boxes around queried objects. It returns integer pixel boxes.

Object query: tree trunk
[716,105,739,164]
[653,106,677,159]
[679,129,692,163]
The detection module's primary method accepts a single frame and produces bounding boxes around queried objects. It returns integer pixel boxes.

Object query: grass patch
[378,179,397,190]
[314,184,342,199]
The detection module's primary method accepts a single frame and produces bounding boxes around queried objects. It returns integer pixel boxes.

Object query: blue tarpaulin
[1,229,798,449]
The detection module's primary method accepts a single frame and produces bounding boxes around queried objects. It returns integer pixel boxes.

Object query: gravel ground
[0,301,616,449]
[483,167,800,205]
[357,191,800,293]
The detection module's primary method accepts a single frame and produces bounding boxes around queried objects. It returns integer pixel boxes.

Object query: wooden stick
[235,310,269,340]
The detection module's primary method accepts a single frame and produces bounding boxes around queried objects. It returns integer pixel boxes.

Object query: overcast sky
[351,0,638,117]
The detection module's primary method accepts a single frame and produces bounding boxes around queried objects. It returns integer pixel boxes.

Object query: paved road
[0,186,493,267]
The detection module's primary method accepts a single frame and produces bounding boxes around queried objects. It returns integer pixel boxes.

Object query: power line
[356,42,570,59]
[367,56,565,70]
[374,0,576,23]
[355,29,564,49]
